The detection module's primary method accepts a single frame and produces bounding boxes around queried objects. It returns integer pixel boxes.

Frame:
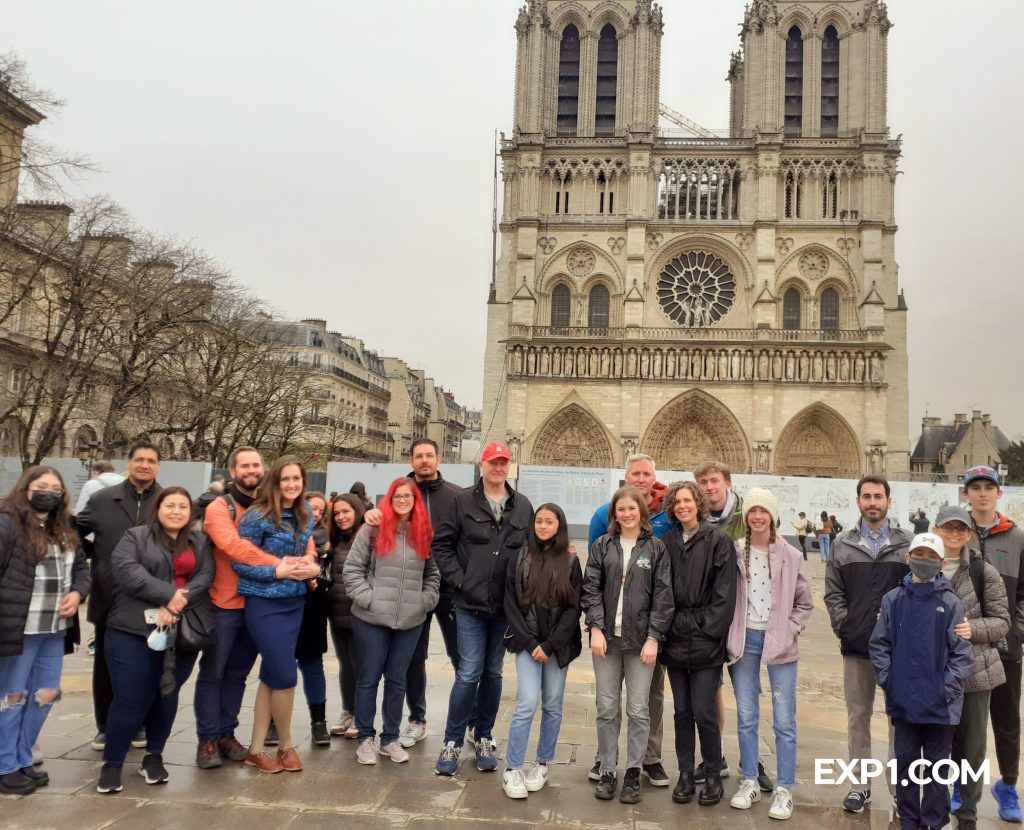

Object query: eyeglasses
[29,487,63,496]
[392,493,415,501]
[937,525,971,535]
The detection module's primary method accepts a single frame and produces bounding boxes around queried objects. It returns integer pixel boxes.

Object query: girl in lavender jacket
[725,488,813,821]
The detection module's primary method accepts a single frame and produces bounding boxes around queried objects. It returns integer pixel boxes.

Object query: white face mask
[147,625,169,652]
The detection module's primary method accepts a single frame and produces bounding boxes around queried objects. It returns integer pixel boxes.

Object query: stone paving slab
[3,557,1017,828]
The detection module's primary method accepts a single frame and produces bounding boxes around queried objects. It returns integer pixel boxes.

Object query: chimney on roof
[953,413,967,427]
[301,318,328,331]
[16,200,73,240]
[81,234,132,270]
[922,417,942,428]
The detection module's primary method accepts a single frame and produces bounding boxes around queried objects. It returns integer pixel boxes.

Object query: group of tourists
[1,438,1021,830]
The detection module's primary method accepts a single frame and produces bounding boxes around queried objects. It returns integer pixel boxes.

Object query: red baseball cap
[480,442,512,462]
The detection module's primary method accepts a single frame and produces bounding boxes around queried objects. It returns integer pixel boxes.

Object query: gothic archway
[775,403,861,478]
[640,390,750,472]
[530,404,614,468]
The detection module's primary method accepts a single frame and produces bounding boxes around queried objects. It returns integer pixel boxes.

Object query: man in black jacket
[824,475,911,815]
[76,440,162,752]
[433,442,532,776]
[398,439,465,748]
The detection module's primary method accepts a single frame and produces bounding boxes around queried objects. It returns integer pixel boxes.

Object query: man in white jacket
[74,461,125,514]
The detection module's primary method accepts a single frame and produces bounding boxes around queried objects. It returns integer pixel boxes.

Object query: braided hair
[743,522,778,582]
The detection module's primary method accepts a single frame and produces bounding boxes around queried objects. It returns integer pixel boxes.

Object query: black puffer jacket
[582,532,673,652]
[76,479,162,624]
[504,547,583,668]
[659,523,737,671]
[107,526,214,638]
[0,511,90,657]
[409,472,463,597]
[327,529,358,629]
[432,481,532,617]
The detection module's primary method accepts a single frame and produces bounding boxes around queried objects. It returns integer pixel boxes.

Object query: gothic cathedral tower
[482,0,908,477]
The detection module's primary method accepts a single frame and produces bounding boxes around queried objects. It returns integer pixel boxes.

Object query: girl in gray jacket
[343,478,439,766]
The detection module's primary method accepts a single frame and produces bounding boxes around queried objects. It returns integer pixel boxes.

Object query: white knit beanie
[744,487,780,526]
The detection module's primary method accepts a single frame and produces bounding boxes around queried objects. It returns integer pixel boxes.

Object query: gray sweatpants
[593,637,655,774]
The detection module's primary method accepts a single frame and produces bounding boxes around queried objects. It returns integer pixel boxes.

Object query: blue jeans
[104,627,198,766]
[352,617,421,745]
[506,649,568,769]
[727,627,798,787]
[0,632,65,774]
[298,657,326,706]
[443,609,506,745]
[194,606,259,740]
[819,535,831,562]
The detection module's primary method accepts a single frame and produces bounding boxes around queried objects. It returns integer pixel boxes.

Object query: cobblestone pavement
[3,557,1014,829]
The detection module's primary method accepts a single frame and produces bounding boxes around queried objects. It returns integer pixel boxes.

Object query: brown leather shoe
[244,751,283,773]
[277,747,303,772]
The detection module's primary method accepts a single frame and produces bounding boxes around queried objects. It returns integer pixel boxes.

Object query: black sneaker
[0,771,36,795]
[588,761,601,782]
[131,730,147,749]
[842,788,871,813]
[758,760,774,793]
[643,762,670,787]
[310,720,331,746]
[264,722,279,746]
[19,766,48,787]
[956,820,977,830]
[91,731,107,751]
[96,763,123,794]
[139,753,169,785]
[595,771,617,800]
[620,767,642,804]
[695,759,730,782]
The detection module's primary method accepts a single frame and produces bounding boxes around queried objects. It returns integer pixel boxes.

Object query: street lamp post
[78,440,100,475]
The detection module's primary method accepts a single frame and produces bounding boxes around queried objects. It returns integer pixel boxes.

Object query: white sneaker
[355,737,378,765]
[503,768,528,799]
[525,763,549,792]
[768,786,794,820]
[731,778,762,809]
[399,721,427,748]
[378,741,410,763]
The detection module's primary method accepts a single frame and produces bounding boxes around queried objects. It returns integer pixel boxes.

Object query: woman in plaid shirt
[0,466,90,796]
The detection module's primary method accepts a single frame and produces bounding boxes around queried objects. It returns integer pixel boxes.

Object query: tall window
[595,25,618,136]
[557,25,581,136]
[821,26,840,137]
[820,288,840,330]
[785,26,804,137]
[551,284,571,327]
[783,289,802,329]
[588,284,610,327]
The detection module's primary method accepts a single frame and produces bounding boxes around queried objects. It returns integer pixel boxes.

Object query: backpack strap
[968,556,986,611]
[220,492,237,522]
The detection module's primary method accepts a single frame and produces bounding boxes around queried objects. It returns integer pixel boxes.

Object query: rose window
[657,251,736,327]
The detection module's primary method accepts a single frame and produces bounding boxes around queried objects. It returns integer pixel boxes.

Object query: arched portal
[775,403,861,478]
[530,404,614,468]
[640,391,750,472]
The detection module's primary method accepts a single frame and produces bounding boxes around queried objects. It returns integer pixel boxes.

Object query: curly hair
[663,480,708,525]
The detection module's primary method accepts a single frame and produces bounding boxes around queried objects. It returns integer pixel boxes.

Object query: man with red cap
[433,442,533,776]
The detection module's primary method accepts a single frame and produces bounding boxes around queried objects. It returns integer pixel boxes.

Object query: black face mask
[29,491,63,514]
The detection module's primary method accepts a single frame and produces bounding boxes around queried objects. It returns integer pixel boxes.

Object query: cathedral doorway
[640,390,750,472]
[530,403,614,468]
[775,403,861,478]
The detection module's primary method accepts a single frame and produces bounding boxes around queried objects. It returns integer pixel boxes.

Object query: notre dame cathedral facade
[482,0,909,478]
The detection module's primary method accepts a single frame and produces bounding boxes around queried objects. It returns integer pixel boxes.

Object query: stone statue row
[506,343,886,384]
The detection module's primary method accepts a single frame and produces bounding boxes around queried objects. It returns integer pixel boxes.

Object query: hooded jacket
[824,523,913,658]
[587,481,671,548]
[432,480,532,617]
[74,471,126,514]
[727,537,813,666]
[706,490,746,542]
[343,524,440,631]
[582,531,673,652]
[503,547,583,668]
[659,522,737,670]
[869,574,974,725]
[972,511,1024,660]
[408,471,463,597]
[947,547,1010,693]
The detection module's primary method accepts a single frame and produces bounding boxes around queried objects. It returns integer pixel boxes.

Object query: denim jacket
[232,507,315,599]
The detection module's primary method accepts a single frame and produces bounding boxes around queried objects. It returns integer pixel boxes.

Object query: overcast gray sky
[7,1,1024,442]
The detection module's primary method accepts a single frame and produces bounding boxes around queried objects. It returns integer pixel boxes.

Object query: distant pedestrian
[910,509,930,534]
[814,512,833,562]
[0,467,89,796]
[73,461,124,514]
[349,482,374,512]
[792,512,809,559]
[501,503,582,799]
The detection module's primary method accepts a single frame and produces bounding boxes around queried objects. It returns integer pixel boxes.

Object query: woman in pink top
[725,488,813,821]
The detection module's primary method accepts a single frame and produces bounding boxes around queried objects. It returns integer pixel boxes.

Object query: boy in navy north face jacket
[870,533,974,830]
